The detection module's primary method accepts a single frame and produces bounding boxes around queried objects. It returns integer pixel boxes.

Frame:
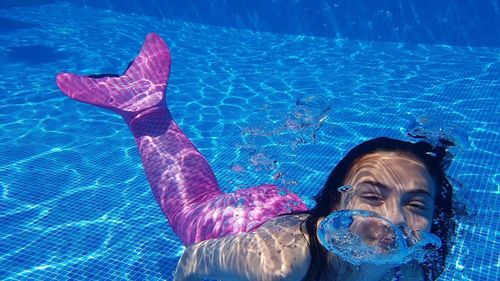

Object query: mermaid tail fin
[55,33,171,122]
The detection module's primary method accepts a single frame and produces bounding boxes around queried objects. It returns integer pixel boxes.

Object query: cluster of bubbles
[406,114,470,169]
[286,93,332,149]
[240,93,331,150]
[317,209,442,266]
[232,93,332,185]
[406,114,469,149]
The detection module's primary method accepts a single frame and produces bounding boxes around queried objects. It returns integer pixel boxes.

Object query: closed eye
[360,194,384,204]
[407,200,429,211]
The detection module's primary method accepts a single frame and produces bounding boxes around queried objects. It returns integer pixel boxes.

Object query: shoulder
[251,214,311,280]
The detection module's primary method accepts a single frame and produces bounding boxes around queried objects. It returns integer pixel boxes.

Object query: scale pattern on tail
[174,184,308,246]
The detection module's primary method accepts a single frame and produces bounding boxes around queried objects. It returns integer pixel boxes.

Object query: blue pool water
[0,1,499,280]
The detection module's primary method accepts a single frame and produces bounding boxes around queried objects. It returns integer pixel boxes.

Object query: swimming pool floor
[0,2,499,280]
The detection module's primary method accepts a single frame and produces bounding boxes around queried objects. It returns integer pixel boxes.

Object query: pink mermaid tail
[56,33,308,246]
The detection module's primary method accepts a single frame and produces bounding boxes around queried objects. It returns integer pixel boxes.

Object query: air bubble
[337,185,353,193]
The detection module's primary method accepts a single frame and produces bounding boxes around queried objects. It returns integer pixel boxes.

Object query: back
[174,214,311,281]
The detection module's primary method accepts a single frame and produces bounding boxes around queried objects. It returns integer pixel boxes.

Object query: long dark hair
[300,137,456,281]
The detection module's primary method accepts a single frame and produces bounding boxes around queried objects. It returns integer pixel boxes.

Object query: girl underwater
[56,33,456,281]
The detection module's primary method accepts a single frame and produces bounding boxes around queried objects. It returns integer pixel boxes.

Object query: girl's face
[340,151,436,232]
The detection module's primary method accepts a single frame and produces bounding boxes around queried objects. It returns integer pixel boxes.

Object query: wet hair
[299,137,456,281]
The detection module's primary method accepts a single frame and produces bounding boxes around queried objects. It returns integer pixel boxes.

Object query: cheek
[418,220,432,232]
[423,216,433,232]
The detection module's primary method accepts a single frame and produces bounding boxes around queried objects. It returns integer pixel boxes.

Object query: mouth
[359,230,397,252]
[377,235,397,252]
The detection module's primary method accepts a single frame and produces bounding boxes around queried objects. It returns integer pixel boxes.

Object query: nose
[384,208,406,228]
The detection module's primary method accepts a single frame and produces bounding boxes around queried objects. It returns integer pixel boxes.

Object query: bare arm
[173,215,311,281]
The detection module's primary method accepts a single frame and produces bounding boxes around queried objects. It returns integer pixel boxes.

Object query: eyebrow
[361,180,434,199]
